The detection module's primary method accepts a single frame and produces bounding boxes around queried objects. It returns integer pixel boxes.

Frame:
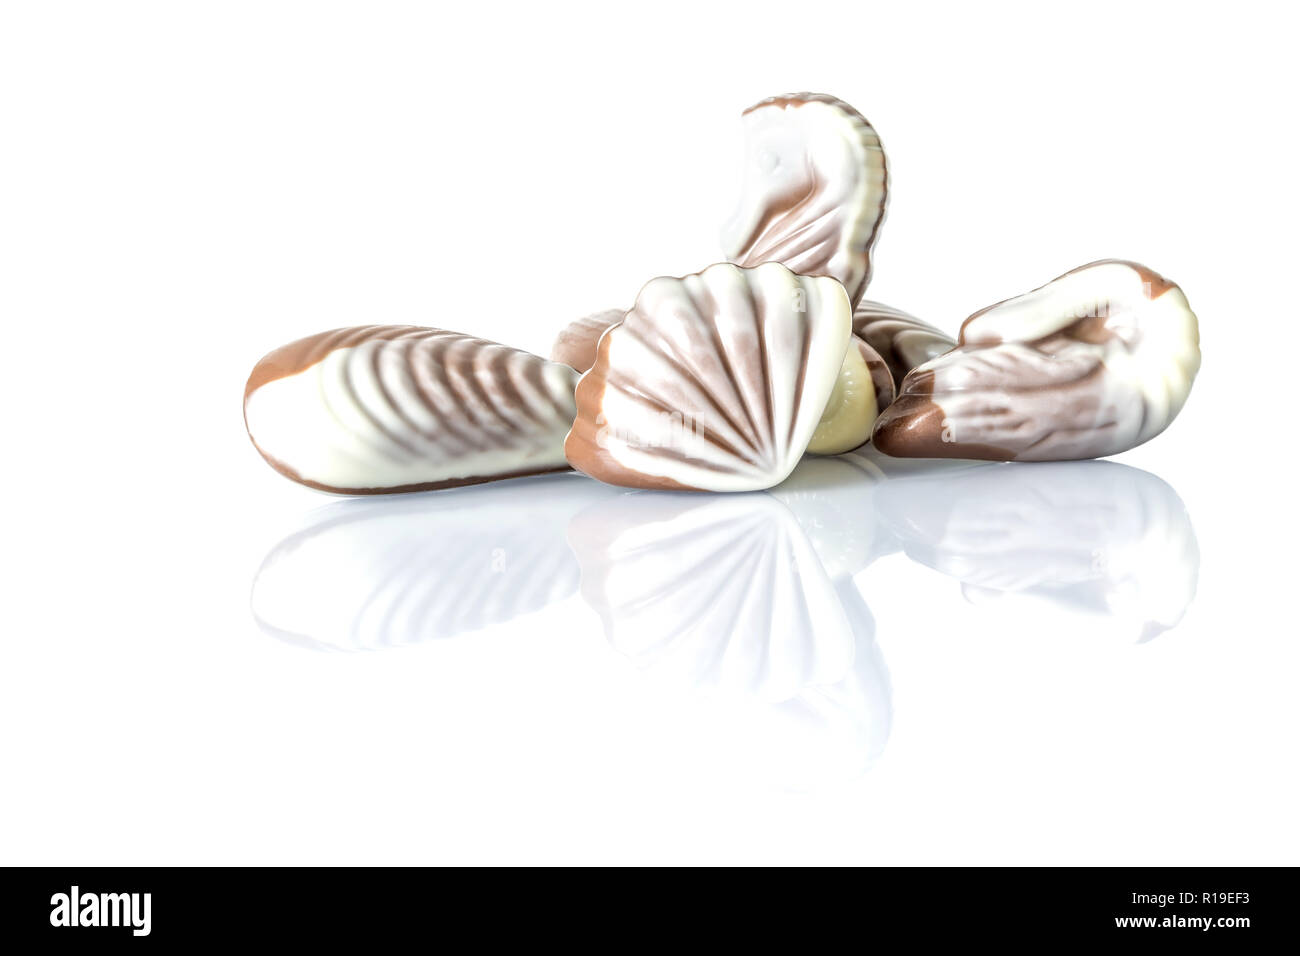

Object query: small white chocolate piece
[244,326,579,493]
[807,340,880,455]
[565,262,852,492]
[873,260,1201,461]
[722,93,888,307]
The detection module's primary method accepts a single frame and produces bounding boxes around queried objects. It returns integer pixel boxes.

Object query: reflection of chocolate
[244,326,579,494]
[251,475,609,650]
[550,308,624,373]
[565,263,852,492]
[852,301,955,389]
[565,486,893,776]
[722,93,888,308]
[873,460,1199,641]
[873,260,1201,461]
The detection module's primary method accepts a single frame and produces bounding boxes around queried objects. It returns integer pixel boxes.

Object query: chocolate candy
[854,336,897,415]
[550,308,624,373]
[806,336,881,455]
[722,93,888,308]
[552,306,897,419]
[872,260,1201,461]
[852,301,956,389]
[244,326,579,493]
[564,262,854,491]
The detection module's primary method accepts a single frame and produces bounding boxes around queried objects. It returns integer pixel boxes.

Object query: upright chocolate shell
[722,93,888,307]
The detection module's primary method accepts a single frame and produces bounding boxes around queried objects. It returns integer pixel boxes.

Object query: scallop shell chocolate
[872,260,1201,461]
[553,302,898,428]
[721,93,888,308]
[244,326,579,494]
[564,262,853,492]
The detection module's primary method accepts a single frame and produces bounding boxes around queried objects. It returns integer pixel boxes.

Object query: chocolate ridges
[722,92,889,308]
[852,301,956,389]
[550,308,625,373]
[564,262,852,492]
[872,260,1201,462]
[244,325,580,494]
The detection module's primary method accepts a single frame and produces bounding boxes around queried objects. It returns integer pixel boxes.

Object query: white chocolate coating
[244,326,579,493]
[722,93,888,307]
[565,262,852,492]
[873,261,1201,461]
[807,342,879,455]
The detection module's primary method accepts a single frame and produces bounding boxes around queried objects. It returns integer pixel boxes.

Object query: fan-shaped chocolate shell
[564,262,852,492]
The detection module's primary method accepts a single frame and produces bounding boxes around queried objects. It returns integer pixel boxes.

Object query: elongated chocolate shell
[722,93,888,307]
[852,300,956,388]
[564,262,852,492]
[872,260,1201,461]
[244,326,579,494]
[550,308,625,373]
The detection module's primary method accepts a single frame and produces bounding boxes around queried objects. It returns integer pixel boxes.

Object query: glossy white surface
[2,0,1297,865]
[580,263,850,491]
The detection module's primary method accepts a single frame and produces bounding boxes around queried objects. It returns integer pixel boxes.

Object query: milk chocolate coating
[565,262,853,492]
[872,260,1201,462]
[856,337,895,420]
[244,326,579,494]
[550,308,625,373]
[852,301,956,389]
[722,92,889,307]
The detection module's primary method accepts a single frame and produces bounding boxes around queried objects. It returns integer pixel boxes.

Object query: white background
[2,0,1297,864]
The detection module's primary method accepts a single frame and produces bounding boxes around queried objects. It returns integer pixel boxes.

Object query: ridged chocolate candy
[552,306,896,423]
[550,308,625,373]
[244,326,579,494]
[872,260,1201,461]
[722,93,888,308]
[852,301,956,388]
[564,262,854,491]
